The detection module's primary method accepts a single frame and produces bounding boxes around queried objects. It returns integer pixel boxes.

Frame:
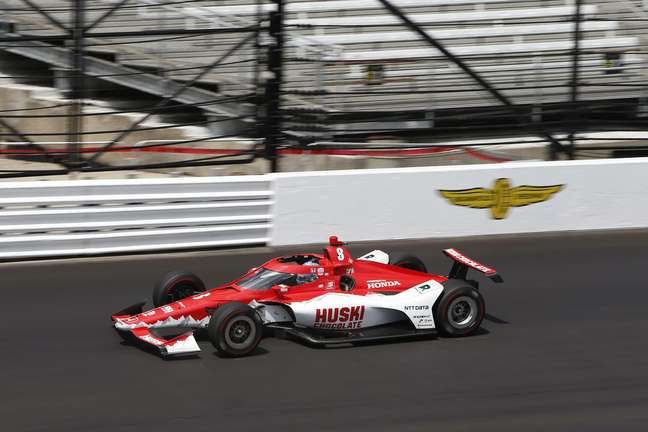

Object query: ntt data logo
[439,178,563,220]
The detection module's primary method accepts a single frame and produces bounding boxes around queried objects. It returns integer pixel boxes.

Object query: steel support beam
[253,0,263,101]
[10,1,74,167]
[2,41,246,117]
[375,0,567,159]
[87,33,255,164]
[84,0,131,32]
[0,116,72,167]
[0,26,257,43]
[66,0,85,166]
[0,27,257,44]
[264,0,284,172]
[567,0,582,160]
[0,118,32,145]
[19,0,69,32]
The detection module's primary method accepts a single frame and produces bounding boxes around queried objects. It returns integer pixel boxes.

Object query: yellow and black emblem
[439,178,563,220]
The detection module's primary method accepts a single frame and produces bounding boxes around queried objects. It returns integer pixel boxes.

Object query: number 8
[336,247,345,261]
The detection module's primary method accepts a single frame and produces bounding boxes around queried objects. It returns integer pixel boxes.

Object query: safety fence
[1,156,648,259]
[0,0,646,175]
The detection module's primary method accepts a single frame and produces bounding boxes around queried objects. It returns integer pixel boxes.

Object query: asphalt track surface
[3,230,648,432]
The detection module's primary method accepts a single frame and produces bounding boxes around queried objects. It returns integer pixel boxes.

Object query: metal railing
[0,176,272,259]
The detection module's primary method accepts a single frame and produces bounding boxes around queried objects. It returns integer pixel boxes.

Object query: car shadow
[114,314,506,358]
[484,313,510,324]
[279,331,438,351]
[117,339,200,360]
[465,327,490,337]
[211,346,269,359]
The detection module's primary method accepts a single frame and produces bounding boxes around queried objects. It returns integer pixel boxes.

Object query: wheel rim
[224,316,256,350]
[447,296,478,329]
[169,283,198,302]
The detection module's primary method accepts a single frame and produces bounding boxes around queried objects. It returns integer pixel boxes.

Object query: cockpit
[236,268,319,291]
[276,255,321,266]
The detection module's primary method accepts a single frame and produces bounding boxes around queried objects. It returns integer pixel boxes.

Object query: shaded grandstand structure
[0,0,645,176]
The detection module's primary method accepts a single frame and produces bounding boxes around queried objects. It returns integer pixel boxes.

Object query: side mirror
[339,276,355,292]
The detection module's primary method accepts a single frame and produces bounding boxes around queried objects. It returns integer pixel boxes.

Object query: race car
[112,236,502,358]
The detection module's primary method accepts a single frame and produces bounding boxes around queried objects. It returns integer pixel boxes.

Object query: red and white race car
[112,236,502,358]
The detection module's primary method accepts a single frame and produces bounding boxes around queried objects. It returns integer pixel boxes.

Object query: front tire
[152,270,205,307]
[434,283,485,337]
[208,302,263,357]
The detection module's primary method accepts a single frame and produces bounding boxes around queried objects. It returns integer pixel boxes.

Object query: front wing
[113,302,201,357]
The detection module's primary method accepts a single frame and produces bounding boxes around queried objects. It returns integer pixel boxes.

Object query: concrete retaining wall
[271,157,648,245]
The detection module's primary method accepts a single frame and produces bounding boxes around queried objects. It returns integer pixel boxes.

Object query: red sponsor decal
[314,306,365,329]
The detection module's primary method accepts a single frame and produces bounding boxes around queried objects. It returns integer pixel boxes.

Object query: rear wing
[443,248,503,283]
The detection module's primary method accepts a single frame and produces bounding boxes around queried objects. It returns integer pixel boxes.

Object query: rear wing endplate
[443,248,503,283]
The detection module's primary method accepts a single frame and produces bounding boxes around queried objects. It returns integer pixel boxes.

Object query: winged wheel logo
[439,178,563,219]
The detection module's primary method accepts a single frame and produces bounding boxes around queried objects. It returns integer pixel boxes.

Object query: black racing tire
[389,253,428,273]
[207,302,263,357]
[152,270,206,307]
[434,281,485,337]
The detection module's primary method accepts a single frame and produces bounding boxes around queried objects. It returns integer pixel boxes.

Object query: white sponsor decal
[417,318,435,328]
[192,292,211,300]
[336,247,345,261]
[367,280,401,289]
[446,249,494,274]
[142,310,156,317]
[161,305,173,313]
[358,250,389,264]
[139,334,164,346]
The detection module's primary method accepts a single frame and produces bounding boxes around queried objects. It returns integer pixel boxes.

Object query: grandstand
[0,0,645,174]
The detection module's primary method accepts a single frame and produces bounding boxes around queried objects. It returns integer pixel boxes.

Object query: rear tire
[208,302,263,357]
[389,253,427,273]
[434,283,485,337]
[152,270,205,307]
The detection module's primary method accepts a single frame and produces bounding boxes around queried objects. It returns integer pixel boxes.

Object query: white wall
[271,158,648,245]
